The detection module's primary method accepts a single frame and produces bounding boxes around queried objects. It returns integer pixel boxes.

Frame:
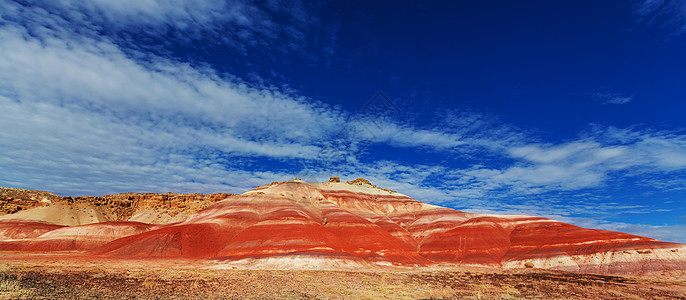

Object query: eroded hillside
[0,187,233,225]
[1,179,684,276]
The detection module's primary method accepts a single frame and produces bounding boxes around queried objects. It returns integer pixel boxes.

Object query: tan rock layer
[0,187,233,224]
[62,192,234,221]
[0,187,61,214]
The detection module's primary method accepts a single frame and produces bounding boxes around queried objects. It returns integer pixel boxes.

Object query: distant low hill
[0,187,232,225]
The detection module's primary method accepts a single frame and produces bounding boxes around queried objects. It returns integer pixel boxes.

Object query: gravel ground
[0,258,685,299]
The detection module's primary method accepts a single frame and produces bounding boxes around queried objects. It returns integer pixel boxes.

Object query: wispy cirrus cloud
[0,24,341,153]
[458,126,686,194]
[634,0,686,36]
[0,0,343,195]
[593,92,633,104]
[354,110,526,155]
[7,0,317,47]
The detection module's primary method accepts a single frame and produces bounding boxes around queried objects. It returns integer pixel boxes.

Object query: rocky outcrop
[0,180,684,275]
[0,187,61,214]
[63,192,234,222]
[345,178,397,193]
[0,191,233,225]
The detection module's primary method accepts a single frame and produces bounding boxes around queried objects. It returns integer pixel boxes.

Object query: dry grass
[0,278,34,299]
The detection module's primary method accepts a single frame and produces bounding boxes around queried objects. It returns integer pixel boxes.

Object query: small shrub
[201,273,216,281]
[0,279,34,298]
[0,279,21,292]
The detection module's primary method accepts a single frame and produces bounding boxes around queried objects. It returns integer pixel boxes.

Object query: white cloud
[371,123,468,149]
[37,0,316,55]
[14,0,299,34]
[58,0,237,27]
[634,0,686,36]
[358,111,523,154]
[593,92,633,104]
[0,94,304,195]
[0,20,343,148]
[0,2,343,195]
[454,127,686,193]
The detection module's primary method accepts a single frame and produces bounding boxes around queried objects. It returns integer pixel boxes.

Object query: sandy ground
[1,254,685,299]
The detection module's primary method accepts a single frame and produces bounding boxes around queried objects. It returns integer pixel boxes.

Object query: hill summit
[1,179,684,275]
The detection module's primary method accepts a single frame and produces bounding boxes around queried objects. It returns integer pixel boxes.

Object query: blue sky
[1,0,686,242]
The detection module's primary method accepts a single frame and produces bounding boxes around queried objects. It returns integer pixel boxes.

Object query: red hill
[1,179,684,275]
